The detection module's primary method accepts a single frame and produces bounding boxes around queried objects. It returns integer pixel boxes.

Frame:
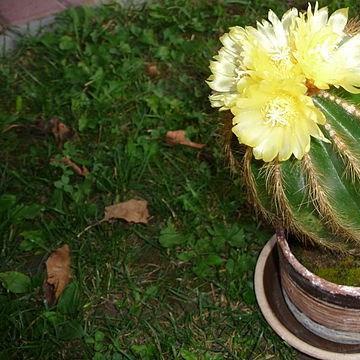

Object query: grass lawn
[1,0,359,359]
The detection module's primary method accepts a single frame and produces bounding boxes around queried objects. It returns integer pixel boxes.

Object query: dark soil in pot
[289,239,360,287]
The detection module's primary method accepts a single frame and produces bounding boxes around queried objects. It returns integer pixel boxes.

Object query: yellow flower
[293,2,360,93]
[207,8,300,110]
[207,2,360,162]
[231,80,328,162]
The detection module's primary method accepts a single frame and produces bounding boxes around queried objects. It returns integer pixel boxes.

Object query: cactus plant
[230,90,360,252]
[208,2,360,252]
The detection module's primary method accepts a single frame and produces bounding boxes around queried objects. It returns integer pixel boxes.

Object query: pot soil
[290,242,360,287]
[255,235,360,360]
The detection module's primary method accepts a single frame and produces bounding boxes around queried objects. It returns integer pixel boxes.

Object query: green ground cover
[1,0,359,358]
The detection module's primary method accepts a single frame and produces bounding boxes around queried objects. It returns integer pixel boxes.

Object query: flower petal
[327,8,348,34]
[281,8,298,31]
[253,127,284,162]
[209,93,238,110]
[229,79,329,161]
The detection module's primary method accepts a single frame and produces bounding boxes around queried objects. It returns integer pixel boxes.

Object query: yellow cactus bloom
[207,2,360,162]
[293,2,360,93]
[207,8,300,110]
[231,80,328,162]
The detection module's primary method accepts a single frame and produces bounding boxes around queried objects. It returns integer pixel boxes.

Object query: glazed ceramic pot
[277,232,360,345]
[255,235,360,359]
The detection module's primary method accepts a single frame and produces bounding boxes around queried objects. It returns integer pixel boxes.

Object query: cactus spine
[229,90,360,252]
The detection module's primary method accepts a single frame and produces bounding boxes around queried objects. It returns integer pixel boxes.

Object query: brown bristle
[324,123,360,183]
[345,17,360,36]
[221,112,246,173]
[242,148,274,223]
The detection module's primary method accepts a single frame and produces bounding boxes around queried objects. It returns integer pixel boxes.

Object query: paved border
[0,0,146,54]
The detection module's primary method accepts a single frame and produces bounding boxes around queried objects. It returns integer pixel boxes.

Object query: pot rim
[254,235,360,359]
[276,231,360,297]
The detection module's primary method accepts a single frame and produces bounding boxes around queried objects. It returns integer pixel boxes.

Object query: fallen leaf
[165,130,205,149]
[49,117,74,148]
[44,244,71,305]
[61,157,89,176]
[145,62,160,77]
[104,199,150,224]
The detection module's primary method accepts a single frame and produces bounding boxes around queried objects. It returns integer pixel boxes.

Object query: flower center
[270,47,291,62]
[263,97,295,127]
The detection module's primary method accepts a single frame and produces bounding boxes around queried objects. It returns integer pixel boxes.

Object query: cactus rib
[324,123,360,182]
[225,88,360,251]
[301,151,360,243]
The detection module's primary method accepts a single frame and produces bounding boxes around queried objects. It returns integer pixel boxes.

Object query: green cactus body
[233,90,360,251]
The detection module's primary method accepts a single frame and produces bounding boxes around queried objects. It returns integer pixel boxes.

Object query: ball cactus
[230,90,360,251]
[208,3,360,251]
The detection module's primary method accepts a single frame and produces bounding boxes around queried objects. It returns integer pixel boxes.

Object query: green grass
[1,0,359,358]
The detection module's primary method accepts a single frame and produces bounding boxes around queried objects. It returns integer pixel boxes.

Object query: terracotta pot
[277,232,360,346]
[255,235,360,359]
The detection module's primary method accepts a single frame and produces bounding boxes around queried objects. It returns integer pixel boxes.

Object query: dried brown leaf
[104,199,150,224]
[49,117,74,148]
[165,130,205,149]
[44,244,71,305]
[145,62,160,77]
[61,157,89,176]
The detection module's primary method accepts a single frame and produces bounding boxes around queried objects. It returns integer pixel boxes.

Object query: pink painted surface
[0,0,94,26]
[0,0,66,25]
[60,0,93,5]
[58,0,95,6]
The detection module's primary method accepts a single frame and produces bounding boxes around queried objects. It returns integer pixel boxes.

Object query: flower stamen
[270,48,291,62]
[263,97,294,127]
